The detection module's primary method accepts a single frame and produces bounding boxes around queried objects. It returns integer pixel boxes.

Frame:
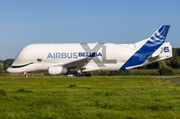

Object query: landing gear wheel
[80,74,86,77]
[85,74,91,77]
[76,73,80,77]
[75,73,91,77]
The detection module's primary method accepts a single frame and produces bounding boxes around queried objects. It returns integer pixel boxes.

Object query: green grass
[0,76,180,119]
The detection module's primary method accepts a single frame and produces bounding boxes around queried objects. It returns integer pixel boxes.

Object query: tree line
[0,59,14,73]
[0,48,180,74]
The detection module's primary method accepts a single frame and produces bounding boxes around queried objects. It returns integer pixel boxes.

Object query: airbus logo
[47,52,102,59]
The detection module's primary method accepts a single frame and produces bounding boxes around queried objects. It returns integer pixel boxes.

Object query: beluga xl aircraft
[7,25,172,77]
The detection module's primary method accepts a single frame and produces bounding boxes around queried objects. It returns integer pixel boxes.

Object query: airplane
[7,25,172,77]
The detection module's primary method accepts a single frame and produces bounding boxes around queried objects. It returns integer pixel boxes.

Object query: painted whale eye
[37,58,42,62]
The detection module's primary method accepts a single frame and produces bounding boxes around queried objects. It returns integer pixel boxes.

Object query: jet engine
[48,66,67,75]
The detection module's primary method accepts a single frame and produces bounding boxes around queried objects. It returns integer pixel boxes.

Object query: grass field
[0,76,180,119]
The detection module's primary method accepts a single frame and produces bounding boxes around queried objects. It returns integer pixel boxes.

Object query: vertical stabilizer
[143,25,170,50]
[120,25,170,70]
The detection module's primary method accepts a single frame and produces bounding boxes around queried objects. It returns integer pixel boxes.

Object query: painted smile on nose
[11,62,34,68]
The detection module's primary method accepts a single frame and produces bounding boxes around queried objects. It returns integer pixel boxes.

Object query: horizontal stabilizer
[147,42,172,63]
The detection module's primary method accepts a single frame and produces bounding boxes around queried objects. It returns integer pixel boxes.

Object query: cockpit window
[37,58,42,62]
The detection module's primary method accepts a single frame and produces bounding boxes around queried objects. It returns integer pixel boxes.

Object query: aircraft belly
[99,63,123,71]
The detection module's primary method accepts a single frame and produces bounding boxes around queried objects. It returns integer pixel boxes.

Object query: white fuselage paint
[7,43,136,73]
[6,25,172,74]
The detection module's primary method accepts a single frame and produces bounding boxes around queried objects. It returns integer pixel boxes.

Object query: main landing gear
[76,73,91,77]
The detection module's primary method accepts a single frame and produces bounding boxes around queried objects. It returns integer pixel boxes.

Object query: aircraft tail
[121,25,171,69]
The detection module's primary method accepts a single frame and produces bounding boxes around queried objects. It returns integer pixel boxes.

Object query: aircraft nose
[6,67,12,73]
[6,67,20,74]
[6,66,24,74]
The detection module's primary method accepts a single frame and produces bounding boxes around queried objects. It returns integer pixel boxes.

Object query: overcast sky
[1,0,180,60]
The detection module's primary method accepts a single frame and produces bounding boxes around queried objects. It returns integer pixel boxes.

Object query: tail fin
[120,25,171,70]
[143,25,170,50]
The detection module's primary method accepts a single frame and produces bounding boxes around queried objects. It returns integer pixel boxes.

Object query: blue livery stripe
[120,25,170,70]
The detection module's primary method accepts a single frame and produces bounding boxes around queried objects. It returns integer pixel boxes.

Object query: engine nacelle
[48,66,67,75]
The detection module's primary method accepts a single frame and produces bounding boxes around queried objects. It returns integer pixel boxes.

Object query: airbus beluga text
[7,25,172,77]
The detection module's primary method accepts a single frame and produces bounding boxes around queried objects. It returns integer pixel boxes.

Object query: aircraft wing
[60,53,96,69]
